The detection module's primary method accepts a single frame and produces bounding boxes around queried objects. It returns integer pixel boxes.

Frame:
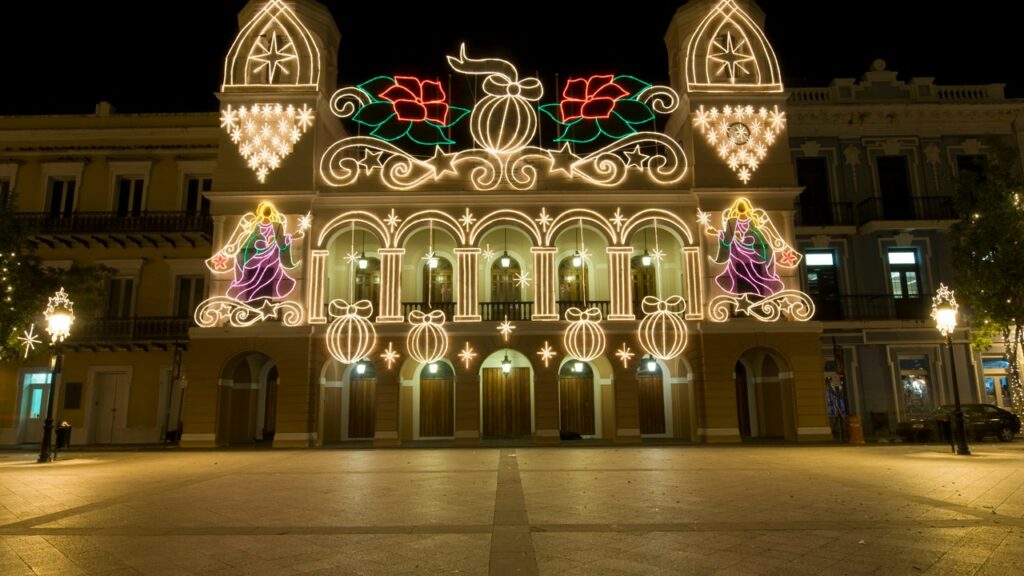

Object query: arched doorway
[558,360,596,438]
[637,358,667,435]
[218,352,278,446]
[735,349,796,441]
[417,361,455,438]
[348,360,377,439]
[354,256,381,312]
[481,350,534,438]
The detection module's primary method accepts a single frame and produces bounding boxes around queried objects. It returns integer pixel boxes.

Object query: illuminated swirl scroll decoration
[194,296,304,328]
[320,44,687,192]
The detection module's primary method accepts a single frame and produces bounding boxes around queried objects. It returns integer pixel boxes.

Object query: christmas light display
[563,307,606,362]
[406,309,449,364]
[615,342,635,368]
[222,0,321,89]
[221,103,315,183]
[497,315,516,342]
[325,300,377,364]
[638,296,688,360]
[537,341,557,368]
[698,199,813,322]
[18,325,40,359]
[320,44,687,191]
[196,202,308,328]
[692,105,785,184]
[458,342,478,369]
[379,342,400,369]
[684,0,783,93]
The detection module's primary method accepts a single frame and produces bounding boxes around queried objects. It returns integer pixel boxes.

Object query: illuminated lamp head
[641,251,652,267]
[573,361,584,373]
[572,251,583,268]
[645,356,657,373]
[428,362,439,374]
[501,353,512,375]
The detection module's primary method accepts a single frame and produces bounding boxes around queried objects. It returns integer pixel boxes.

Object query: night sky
[1,1,1018,115]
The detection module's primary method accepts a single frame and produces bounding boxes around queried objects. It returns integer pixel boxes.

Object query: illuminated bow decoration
[408,309,447,325]
[447,43,543,101]
[328,299,374,319]
[641,295,687,315]
[565,307,603,323]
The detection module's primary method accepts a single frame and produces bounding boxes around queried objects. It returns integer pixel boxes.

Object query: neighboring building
[1,0,1020,448]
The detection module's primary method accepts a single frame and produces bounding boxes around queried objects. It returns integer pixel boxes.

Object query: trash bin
[55,422,72,450]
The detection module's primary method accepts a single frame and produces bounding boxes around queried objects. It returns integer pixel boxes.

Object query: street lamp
[930,283,970,456]
[39,287,74,463]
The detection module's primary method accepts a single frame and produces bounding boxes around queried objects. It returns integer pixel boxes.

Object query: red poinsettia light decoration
[379,76,450,125]
[559,75,629,122]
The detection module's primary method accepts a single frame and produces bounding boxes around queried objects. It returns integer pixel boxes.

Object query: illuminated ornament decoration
[685,0,783,92]
[563,307,607,362]
[692,104,785,184]
[19,324,41,358]
[638,296,688,360]
[537,341,557,368]
[458,342,478,369]
[615,342,635,368]
[380,341,400,370]
[698,199,813,322]
[196,201,307,328]
[406,309,450,364]
[538,75,655,144]
[321,44,687,191]
[221,103,315,183]
[325,300,377,364]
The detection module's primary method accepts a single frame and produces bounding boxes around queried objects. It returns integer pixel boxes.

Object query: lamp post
[38,288,74,463]
[930,283,970,456]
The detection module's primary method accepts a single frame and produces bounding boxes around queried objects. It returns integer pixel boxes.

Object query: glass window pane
[905,272,918,297]
[890,272,904,297]
[30,388,43,418]
[983,358,1010,370]
[888,251,917,265]
[805,252,835,266]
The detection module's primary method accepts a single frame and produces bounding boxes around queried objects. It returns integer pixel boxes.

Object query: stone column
[607,246,634,320]
[454,247,481,322]
[377,248,405,323]
[531,247,558,321]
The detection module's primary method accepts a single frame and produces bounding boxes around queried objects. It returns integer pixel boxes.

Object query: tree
[1,195,110,362]
[949,146,1024,412]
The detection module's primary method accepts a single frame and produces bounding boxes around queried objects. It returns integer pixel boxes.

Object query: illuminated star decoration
[481,244,496,262]
[258,299,280,320]
[611,208,627,230]
[536,208,553,231]
[250,32,298,84]
[498,315,516,342]
[708,31,754,83]
[345,251,361,266]
[692,104,786,184]
[459,208,476,230]
[385,209,401,231]
[458,342,477,369]
[649,248,666,263]
[380,341,400,369]
[298,212,312,232]
[18,325,41,359]
[537,341,557,368]
[615,342,635,368]
[623,146,649,168]
[220,103,315,183]
[422,250,437,264]
[514,271,531,288]
[696,209,712,229]
[578,248,592,262]
[360,149,384,171]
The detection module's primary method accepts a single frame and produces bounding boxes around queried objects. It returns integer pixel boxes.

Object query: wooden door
[559,376,595,435]
[420,377,454,437]
[483,367,531,437]
[637,374,666,434]
[348,378,376,439]
[759,381,784,438]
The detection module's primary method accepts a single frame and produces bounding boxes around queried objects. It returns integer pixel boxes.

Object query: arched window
[558,256,587,304]
[630,255,657,311]
[491,256,521,302]
[354,257,381,308]
[422,257,453,303]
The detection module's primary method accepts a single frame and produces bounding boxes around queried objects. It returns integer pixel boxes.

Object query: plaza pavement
[0,442,1022,575]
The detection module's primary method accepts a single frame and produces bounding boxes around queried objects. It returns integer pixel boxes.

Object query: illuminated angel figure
[222,202,298,302]
[701,198,800,297]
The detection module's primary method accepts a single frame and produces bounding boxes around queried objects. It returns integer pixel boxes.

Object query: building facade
[1,0,1020,448]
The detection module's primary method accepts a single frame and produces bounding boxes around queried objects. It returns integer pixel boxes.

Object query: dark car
[897,404,1021,443]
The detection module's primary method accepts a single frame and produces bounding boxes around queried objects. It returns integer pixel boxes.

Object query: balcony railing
[855,197,954,225]
[480,301,533,321]
[14,211,213,247]
[401,302,456,319]
[812,294,932,321]
[68,316,193,345]
[794,202,856,227]
[557,301,610,318]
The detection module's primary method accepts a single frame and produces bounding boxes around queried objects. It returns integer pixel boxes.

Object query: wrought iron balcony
[67,316,193,350]
[812,294,932,321]
[794,202,856,227]
[14,211,213,248]
[480,301,533,321]
[557,301,611,318]
[401,302,456,319]
[855,197,955,226]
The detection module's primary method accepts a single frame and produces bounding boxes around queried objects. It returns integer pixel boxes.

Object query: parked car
[897,404,1020,443]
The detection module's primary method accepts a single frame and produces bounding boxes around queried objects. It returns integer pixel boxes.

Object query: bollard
[846,415,865,444]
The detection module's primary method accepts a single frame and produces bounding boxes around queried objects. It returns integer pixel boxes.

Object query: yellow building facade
[2,0,835,449]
